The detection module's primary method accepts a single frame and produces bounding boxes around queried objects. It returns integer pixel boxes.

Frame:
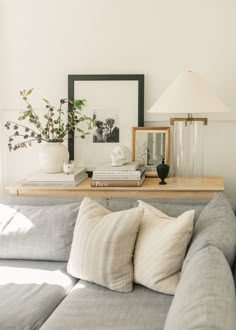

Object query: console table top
[7,176,224,199]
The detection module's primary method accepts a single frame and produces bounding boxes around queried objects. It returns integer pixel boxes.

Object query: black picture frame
[68,74,144,168]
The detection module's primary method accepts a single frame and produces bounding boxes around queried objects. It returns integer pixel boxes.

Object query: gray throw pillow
[0,202,80,261]
[183,193,236,271]
[164,246,236,330]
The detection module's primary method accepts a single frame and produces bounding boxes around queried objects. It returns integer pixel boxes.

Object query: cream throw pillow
[134,201,194,295]
[67,197,143,292]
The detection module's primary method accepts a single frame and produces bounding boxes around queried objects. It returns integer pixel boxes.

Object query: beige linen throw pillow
[67,197,143,292]
[134,201,194,294]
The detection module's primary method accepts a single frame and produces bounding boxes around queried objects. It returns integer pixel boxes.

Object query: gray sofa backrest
[183,193,236,269]
[0,202,81,261]
[0,194,235,265]
[165,246,236,330]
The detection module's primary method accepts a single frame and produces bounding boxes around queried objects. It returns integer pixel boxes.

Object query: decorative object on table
[22,167,87,186]
[132,127,170,177]
[39,142,69,173]
[110,145,131,166]
[95,160,141,172]
[148,71,229,177]
[63,160,75,174]
[91,160,145,187]
[5,89,95,173]
[68,74,144,171]
[156,158,170,185]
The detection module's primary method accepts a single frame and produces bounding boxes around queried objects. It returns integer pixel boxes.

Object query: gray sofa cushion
[0,195,208,219]
[183,193,236,270]
[41,280,173,330]
[164,246,236,330]
[0,202,80,261]
[0,259,77,330]
[0,195,207,263]
[104,198,205,222]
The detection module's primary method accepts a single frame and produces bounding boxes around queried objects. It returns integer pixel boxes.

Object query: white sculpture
[110,145,131,166]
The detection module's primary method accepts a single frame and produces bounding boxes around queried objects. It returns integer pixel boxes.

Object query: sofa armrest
[164,246,236,330]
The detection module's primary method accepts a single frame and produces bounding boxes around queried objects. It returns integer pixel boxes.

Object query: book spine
[26,168,86,182]
[91,177,144,187]
[23,174,88,186]
[93,166,144,175]
[26,171,86,182]
[92,175,142,180]
[94,161,141,172]
[93,170,141,175]
[93,168,145,180]
[23,181,77,186]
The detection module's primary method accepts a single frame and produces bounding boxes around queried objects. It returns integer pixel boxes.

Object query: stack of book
[91,161,145,187]
[22,167,88,186]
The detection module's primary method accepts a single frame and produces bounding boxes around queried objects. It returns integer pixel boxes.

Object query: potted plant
[5,89,95,173]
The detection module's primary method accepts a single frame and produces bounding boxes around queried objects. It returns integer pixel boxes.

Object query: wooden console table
[6,176,224,199]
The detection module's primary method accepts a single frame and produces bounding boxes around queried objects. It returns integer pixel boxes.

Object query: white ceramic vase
[39,142,69,173]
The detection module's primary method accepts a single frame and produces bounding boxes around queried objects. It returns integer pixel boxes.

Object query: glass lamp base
[173,120,205,177]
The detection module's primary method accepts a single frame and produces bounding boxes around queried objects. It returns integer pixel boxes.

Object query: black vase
[156,159,169,185]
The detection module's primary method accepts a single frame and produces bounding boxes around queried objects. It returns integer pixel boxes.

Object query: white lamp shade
[148,71,229,114]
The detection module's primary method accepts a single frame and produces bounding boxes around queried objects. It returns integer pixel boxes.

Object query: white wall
[1,0,236,197]
[0,110,4,194]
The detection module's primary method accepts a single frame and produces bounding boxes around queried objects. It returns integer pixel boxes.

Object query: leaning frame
[68,74,144,169]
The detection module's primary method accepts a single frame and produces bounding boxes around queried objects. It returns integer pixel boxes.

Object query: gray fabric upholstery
[0,195,79,206]
[1,194,235,214]
[0,202,80,261]
[0,195,98,206]
[183,193,236,270]
[164,246,236,330]
[0,195,210,207]
[0,259,77,330]
[0,194,235,330]
[41,280,173,330]
[233,258,236,288]
[104,198,205,223]
[0,196,208,221]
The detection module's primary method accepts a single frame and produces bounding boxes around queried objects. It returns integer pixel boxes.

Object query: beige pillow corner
[67,197,143,293]
[134,201,195,295]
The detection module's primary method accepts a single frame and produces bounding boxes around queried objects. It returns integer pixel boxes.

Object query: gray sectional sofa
[0,193,236,330]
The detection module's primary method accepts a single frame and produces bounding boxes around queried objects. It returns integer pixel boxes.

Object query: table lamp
[148,71,229,177]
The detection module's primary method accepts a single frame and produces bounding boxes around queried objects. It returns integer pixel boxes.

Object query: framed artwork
[68,74,144,170]
[132,127,170,177]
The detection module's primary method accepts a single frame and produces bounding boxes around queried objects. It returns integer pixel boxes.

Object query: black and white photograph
[68,74,144,169]
[132,127,170,177]
[93,112,119,143]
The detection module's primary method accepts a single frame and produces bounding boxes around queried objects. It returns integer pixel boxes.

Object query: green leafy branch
[5,89,95,151]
